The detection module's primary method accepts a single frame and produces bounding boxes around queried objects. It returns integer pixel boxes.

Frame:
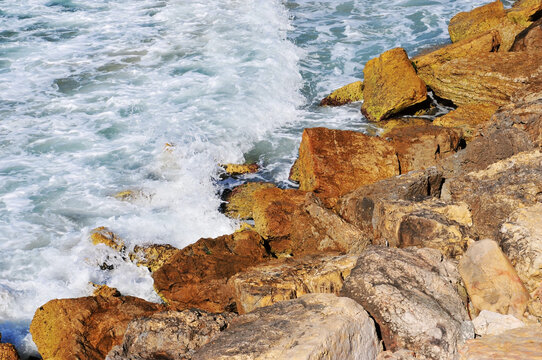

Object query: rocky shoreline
[3,0,542,359]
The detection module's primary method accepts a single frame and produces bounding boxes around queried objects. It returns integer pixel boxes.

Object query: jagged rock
[288,158,301,183]
[30,295,164,360]
[152,230,268,313]
[92,284,121,297]
[472,310,525,336]
[320,81,363,106]
[228,254,357,314]
[458,325,542,359]
[224,182,276,220]
[425,52,542,107]
[459,239,529,318]
[386,125,463,173]
[341,246,473,359]
[511,18,542,51]
[192,294,381,360]
[106,310,234,360]
[378,118,432,136]
[0,343,19,360]
[500,204,542,318]
[220,163,259,176]
[129,244,179,272]
[361,48,427,122]
[295,127,399,207]
[90,226,125,252]
[433,104,499,142]
[441,150,542,239]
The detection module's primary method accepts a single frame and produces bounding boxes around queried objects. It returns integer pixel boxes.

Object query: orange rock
[91,284,121,297]
[320,81,363,106]
[220,163,259,176]
[0,343,19,360]
[378,117,432,136]
[224,182,277,220]
[433,104,499,142]
[507,0,542,27]
[129,244,179,272]
[511,18,542,51]
[90,226,125,253]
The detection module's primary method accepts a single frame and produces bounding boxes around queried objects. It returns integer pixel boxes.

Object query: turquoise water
[0,0,493,356]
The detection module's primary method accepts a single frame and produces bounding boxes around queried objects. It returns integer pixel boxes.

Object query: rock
[129,244,179,272]
[220,163,259,176]
[228,254,357,314]
[295,127,399,206]
[441,150,542,239]
[377,349,418,360]
[106,310,234,360]
[320,81,363,106]
[386,125,463,173]
[0,343,19,360]
[192,293,381,360]
[511,18,542,51]
[426,52,542,107]
[361,48,427,122]
[508,0,542,26]
[377,117,432,136]
[30,295,164,360]
[92,284,121,297]
[223,182,276,220]
[500,204,542,318]
[112,189,148,202]
[458,325,542,359]
[459,239,529,318]
[152,230,268,313]
[433,104,499,142]
[341,246,473,359]
[288,158,301,183]
[90,226,125,253]
[472,310,525,336]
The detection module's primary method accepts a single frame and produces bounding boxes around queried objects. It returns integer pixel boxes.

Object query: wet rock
[511,18,542,51]
[223,182,276,220]
[433,104,499,142]
[320,80,363,106]
[30,295,164,360]
[91,284,121,297]
[459,239,529,318]
[458,325,542,359]
[90,226,125,253]
[294,127,399,207]
[152,230,268,313]
[129,244,179,272]
[361,48,427,122]
[378,117,432,136]
[288,158,301,183]
[192,293,381,360]
[106,310,234,360]
[0,341,19,360]
[220,163,259,176]
[341,246,473,359]
[228,254,357,314]
[472,310,525,336]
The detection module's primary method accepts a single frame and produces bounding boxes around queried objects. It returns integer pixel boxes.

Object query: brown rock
[90,226,125,253]
[223,182,276,220]
[361,48,427,122]
[433,104,499,142]
[378,117,432,136]
[511,18,542,51]
[92,284,121,298]
[129,244,179,272]
[295,127,399,206]
[458,325,542,360]
[106,310,234,360]
[288,158,301,183]
[220,163,259,176]
[152,230,268,313]
[459,239,529,318]
[341,246,473,360]
[228,254,357,314]
[30,295,164,360]
[0,343,19,360]
[320,80,363,106]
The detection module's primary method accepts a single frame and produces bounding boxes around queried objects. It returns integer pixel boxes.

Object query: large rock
[30,295,164,360]
[295,127,399,207]
[228,254,357,314]
[511,18,542,51]
[152,230,268,313]
[441,150,542,239]
[106,310,234,360]
[378,117,432,136]
[433,104,499,142]
[341,247,473,360]
[223,182,276,220]
[500,204,542,318]
[361,48,427,122]
[192,294,381,360]
[459,239,529,318]
[320,81,363,106]
[458,325,542,359]
[508,0,542,26]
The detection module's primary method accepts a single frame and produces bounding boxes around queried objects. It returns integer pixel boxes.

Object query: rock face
[320,81,363,106]
[361,48,427,122]
[223,182,276,220]
[295,127,399,206]
[152,230,268,313]
[472,310,525,336]
[228,254,357,314]
[106,310,234,360]
[192,294,381,360]
[500,204,542,318]
[459,239,530,318]
[129,244,178,272]
[433,104,499,142]
[341,247,473,360]
[30,295,164,360]
[511,18,542,51]
[458,325,542,360]
[441,150,542,239]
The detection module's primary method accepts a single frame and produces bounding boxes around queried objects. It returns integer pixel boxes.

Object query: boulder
[106,310,234,360]
[500,204,542,318]
[458,325,542,359]
[192,294,381,360]
[507,0,542,26]
[459,239,529,318]
[90,226,125,253]
[30,295,164,360]
[295,127,399,207]
[442,150,542,239]
[223,182,276,220]
[220,163,259,176]
[0,343,19,360]
[341,247,473,359]
[129,244,179,272]
[320,81,363,106]
[472,310,525,336]
[511,18,542,51]
[152,230,268,313]
[228,254,357,314]
[433,104,499,142]
[377,117,432,136]
[361,48,427,122]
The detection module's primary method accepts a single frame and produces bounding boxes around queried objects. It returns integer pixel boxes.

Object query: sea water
[0,0,499,356]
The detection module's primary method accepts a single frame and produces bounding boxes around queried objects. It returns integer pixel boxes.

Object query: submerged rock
[320,80,363,106]
[90,226,125,253]
[220,163,259,176]
[433,104,499,142]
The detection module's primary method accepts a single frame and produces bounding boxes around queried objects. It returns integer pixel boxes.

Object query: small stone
[220,163,259,176]
[320,80,363,106]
